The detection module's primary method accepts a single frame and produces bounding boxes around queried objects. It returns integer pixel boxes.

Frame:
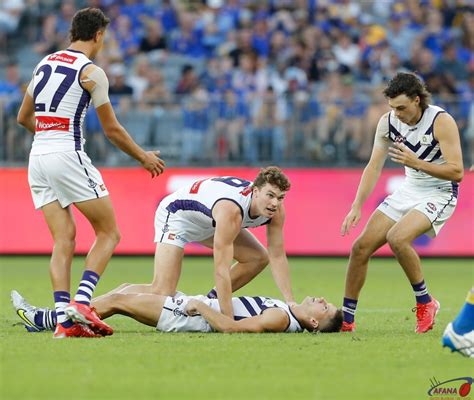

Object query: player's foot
[11,290,45,332]
[413,297,440,333]
[442,322,474,358]
[64,301,113,336]
[341,321,356,332]
[53,322,100,338]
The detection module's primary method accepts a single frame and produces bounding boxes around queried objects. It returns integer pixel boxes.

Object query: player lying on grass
[11,286,343,335]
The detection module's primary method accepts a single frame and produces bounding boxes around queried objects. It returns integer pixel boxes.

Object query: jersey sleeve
[83,66,110,108]
[373,112,390,151]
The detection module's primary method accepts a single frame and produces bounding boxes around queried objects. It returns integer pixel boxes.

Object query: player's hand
[388,142,419,169]
[286,301,297,307]
[341,207,361,236]
[140,150,165,178]
[185,299,201,316]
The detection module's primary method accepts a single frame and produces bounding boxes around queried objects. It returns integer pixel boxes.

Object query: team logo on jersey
[421,135,431,145]
[47,52,77,64]
[36,116,70,132]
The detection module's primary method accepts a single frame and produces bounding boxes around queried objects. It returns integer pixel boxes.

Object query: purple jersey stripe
[73,90,90,151]
[166,200,212,218]
[238,296,258,316]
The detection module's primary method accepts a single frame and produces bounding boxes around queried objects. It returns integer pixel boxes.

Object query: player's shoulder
[261,307,289,331]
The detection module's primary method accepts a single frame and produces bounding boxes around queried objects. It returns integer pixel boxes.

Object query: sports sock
[54,291,73,328]
[342,297,358,324]
[207,288,218,299]
[34,309,57,330]
[412,280,431,304]
[452,288,474,335]
[74,270,100,305]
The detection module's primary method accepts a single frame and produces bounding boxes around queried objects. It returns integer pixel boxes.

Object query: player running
[340,72,463,334]
[16,8,165,338]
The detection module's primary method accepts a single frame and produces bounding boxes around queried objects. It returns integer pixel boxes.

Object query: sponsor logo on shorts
[88,178,97,189]
[168,233,176,240]
[427,203,437,211]
[162,224,169,234]
[381,201,389,207]
[47,52,77,64]
[35,116,70,132]
[176,299,183,306]
[100,184,106,192]
[173,307,187,317]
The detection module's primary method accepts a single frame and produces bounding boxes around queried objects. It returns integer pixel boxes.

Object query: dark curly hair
[383,72,431,111]
[70,8,110,42]
[253,166,291,192]
[318,308,343,333]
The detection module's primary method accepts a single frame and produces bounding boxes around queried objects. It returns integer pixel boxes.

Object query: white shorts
[377,183,457,237]
[154,202,214,248]
[157,295,214,333]
[28,151,109,209]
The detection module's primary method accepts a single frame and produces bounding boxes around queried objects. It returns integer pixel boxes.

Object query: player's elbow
[17,113,28,127]
[452,167,463,183]
[103,124,125,140]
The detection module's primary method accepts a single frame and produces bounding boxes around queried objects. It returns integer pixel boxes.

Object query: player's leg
[41,201,76,329]
[442,287,474,357]
[386,209,440,333]
[200,229,269,297]
[342,210,395,330]
[64,196,120,335]
[94,243,184,296]
[93,292,166,327]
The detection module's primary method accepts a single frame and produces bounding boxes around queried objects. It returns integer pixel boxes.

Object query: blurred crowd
[0,0,472,166]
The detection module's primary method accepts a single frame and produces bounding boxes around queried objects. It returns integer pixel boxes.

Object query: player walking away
[442,287,474,358]
[11,288,343,334]
[97,166,295,319]
[340,72,463,333]
[16,8,165,338]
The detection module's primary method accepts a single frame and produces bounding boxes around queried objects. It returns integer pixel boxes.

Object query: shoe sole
[416,300,440,334]
[64,305,113,336]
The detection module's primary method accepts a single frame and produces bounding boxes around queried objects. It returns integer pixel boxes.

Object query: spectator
[139,19,167,53]
[175,64,199,95]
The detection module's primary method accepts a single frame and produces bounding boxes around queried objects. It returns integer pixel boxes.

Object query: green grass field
[0,256,472,400]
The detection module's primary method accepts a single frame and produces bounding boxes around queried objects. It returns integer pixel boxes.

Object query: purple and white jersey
[224,296,303,333]
[158,294,303,333]
[158,177,270,243]
[385,105,456,190]
[30,49,94,155]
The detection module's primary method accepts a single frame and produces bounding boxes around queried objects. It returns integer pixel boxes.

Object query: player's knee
[351,237,372,259]
[386,230,406,253]
[254,249,269,270]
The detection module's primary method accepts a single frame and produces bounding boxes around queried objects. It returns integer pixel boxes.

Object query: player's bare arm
[341,114,389,236]
[266,205,295,304]
[81,64,165,178]
[388,113,464,182]
[17,83,35,133]
[185,299,289,333]
[212,200,243,318]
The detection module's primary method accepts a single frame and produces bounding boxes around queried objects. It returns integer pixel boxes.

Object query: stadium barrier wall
[1,167,473,256]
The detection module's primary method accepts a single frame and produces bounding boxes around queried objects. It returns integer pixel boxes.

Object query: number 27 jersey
[30,49,93,155]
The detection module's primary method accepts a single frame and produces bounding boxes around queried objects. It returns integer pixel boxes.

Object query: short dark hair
[253,166,291,192]
[318,308,343,333]
[70,8,110,42]
[383,72,431,111]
